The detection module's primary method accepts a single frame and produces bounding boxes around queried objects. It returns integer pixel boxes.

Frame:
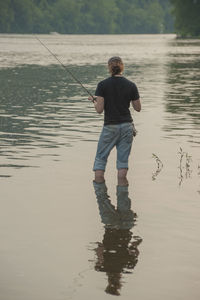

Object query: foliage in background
[0,0,174,34]
[171,0,200,37]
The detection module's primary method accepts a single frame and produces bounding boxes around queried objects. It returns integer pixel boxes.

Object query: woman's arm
[89,96,104,114]
[131,99,141,112]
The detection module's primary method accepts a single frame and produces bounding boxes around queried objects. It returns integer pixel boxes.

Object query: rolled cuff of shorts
[93,158,106,171]
[117,160,129,170]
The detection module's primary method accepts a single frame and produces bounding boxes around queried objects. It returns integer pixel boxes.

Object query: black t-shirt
[95,76,140,125]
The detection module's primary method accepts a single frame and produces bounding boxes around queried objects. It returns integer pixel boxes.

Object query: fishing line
[35,35,95,100]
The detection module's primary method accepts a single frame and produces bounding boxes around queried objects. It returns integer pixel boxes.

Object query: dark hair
[108,56,124,76]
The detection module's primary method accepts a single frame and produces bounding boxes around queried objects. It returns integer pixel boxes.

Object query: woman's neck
[113,73,123,77]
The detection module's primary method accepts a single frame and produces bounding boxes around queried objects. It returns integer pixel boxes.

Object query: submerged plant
[178,147,185,167]
[151,149,198,186]
[185,153,192,178]
[178,147,192,186]
[152,153,163,181]
[198,165,200,176]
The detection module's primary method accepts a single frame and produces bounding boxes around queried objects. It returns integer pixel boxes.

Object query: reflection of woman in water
[93,181,142,296]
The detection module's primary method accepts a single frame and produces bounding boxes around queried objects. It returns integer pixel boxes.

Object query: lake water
[0,34,200,300]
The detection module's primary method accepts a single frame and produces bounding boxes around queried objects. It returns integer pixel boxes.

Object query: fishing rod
[35,35,95,101]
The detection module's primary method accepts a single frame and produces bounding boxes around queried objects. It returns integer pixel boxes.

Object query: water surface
[0,34,200,300]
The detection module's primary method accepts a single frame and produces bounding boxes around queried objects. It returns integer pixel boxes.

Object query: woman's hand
[88,96,97,102]
[88,96,104,113]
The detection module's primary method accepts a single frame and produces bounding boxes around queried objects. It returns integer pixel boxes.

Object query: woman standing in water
[89,56,141,185]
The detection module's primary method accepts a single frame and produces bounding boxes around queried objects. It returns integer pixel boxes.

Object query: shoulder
[98,77,112,86]
[95,77,111,96]
[122,78,139,94]
[122,77,137,87]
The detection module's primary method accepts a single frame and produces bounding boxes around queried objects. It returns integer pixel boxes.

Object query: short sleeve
[131,83,140,101]
[95,82,105,97]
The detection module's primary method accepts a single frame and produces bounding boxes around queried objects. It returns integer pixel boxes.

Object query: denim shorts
[93,122,135,171]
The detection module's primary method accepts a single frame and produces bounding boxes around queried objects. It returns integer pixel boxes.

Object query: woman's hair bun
[112,65,121,75]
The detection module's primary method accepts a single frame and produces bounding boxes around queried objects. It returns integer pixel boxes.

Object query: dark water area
[163,39,200,145]
[0,34,200,300]
[0,64,102,159]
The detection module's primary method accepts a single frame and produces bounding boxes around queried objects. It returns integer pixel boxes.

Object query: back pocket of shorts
[102,126,118,143]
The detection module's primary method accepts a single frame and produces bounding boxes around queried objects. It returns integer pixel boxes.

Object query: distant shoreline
[0,33,177,36]
[1,33,199,39]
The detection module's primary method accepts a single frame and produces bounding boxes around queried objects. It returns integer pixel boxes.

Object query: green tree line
[0,0,174,34]
[171,0,200,37]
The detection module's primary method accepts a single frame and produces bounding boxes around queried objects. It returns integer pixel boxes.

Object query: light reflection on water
[0,34,174,67]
